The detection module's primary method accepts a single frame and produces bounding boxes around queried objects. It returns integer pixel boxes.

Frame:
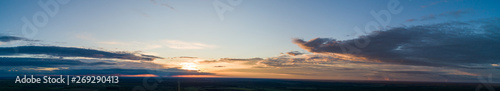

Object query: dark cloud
[258,57,304,67]
[286,51,304,56]
[0,57,211,77]
[0,36,37,42]
[293,19,500,68]
[0,46,163,61]
[140,54,164,59]
[292,38,341,53]
[55,68,212,76]
[0,57,115,67]
[0,68,213,77]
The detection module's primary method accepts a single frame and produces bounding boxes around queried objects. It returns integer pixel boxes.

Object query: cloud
[293,18,500,68]
[235,53,487,82]
[406,19,416,22]
[196,53,367,68]
[286,51,304,56]
[0,46,163,61]
[97,41,127,45]
[97,41,164,50]
[198,54,368,68]
[440,10,470,17]
[420,14,436,21]
[177,56,198,59]
[0,37,216,77]
[420,0,449,8]
[407,10,472,22]
[198,57,264,67]
[219,58,264,61]
[200,58,263,63]
[217,53,484,82]
[55,68,212,76]
[214,66,225,67]
[97,40,217,50]
[257,53,368,67]
[98,40,217,50]
[149,0,176,11]
[0,36,38,43]
[163,40,216,49]
[0,57,115,67]
[0,57,213,77]
[0,68,213,77]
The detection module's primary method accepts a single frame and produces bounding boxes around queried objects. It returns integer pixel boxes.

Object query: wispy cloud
[163,40,217,49]
[98,40,217,50]
[406,9,472,22]
[74,32,96,41]
[420,0,450,8]
[97,41,127,45]
[149,0,176,11]
[98,41,164,50]
[177,56,198,59]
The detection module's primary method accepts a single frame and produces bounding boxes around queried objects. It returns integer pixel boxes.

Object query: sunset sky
[1,0,500,82]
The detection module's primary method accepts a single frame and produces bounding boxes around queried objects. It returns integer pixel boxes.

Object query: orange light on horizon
[171,75,222,78]
[120,74,158,77]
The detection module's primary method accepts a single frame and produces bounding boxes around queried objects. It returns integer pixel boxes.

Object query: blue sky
[1,0,500,82]
[1,0,498,58]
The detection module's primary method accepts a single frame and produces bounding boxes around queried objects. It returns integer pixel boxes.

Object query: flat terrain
[0,77,497,91]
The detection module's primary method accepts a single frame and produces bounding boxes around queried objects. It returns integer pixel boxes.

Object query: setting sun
[180,63,199,71]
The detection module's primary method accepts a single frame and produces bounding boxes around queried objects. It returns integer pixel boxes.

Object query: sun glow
[180,63,199,71]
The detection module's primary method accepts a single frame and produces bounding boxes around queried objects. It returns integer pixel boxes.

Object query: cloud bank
[293,18,500,68]
[0,58,115,67]
[1,67,213,77]
[0,46,163,61]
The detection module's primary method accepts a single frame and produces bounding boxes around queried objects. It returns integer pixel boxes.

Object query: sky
[1,0,500,82]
